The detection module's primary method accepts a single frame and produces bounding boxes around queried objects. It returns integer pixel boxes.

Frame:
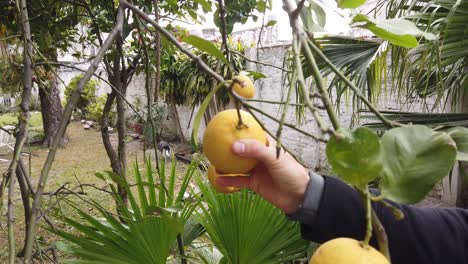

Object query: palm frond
[360,110,468,134]
[194,176,307,264]
[55,157,204,263]
[379,0,468,109]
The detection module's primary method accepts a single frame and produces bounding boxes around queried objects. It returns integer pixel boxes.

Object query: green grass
[0,112,43,127]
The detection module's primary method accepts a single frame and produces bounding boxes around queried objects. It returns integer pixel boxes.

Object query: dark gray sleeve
[290,174,468,264]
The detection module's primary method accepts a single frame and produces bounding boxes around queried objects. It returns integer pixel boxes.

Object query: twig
[300,38,340,130]
[359,188,373,246]
[245,98,303,106]
[23,6,125,262]
[231,50,291,72]
[121,0,225,84]
[217,0,231,79]
[134,13,161,173]
[372,208,391,261]
[292,38,330,134]
[276,78,295,158]
[245,108,308,167]
[243,99,324,142]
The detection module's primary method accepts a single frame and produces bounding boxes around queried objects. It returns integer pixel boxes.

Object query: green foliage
[55,157,202,263]
[446,127,468,161]
[353,0,468,109]
[85,94,115,123]
[326,127,382,187]
[337,0,366,9]
[181,35,229,65]
[65,74,99,116]
[313,35,388,107]
[160,39,245,107]
[0,59,22,95]
[131,103,168,142]
[300,0,326,32]
[380,125,457,204]
[352,14,436,48]
[214,0,272,34]
[195,177,307,264]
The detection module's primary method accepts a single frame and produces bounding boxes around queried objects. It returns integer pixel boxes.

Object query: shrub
[86,94,116,124]
[64,74,99,117]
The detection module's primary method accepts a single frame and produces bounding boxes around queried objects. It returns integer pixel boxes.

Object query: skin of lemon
[203,109,266,174]
[310,238,389,264]
[232,75,255,98]
[207,164,240,193]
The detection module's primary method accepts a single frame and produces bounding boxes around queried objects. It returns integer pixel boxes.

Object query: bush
[86,94,116,124]
[64,74,99,117]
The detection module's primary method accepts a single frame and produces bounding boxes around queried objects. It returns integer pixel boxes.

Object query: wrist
[283,169,310,215]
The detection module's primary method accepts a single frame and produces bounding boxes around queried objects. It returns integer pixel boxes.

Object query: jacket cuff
[287,171,325,223]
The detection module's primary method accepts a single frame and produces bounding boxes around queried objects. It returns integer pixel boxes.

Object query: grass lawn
[0,111,43,127]
[0,121,191,262]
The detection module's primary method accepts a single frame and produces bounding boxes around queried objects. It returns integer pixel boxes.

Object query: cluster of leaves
[55,156,306,263]
[326,125,468,204]
[55,157,198,263]
[85,94,116,124]
[214,0,272,34]
[160,38,246,107]
[64,74,100,117]
[130,102,168,142]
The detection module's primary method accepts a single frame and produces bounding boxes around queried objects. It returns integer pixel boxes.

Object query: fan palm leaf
[54,157,204,263]
[194,176,307,264]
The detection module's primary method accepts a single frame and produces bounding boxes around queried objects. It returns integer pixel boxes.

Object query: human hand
[216,137,310,214]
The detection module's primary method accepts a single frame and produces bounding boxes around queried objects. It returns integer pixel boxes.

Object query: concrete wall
[174,43,433,172]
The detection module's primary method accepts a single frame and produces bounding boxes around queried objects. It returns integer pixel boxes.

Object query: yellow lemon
[310,238,389,264]
[203,109,266,174]
[207,164,240,194]
[232,75,255,98]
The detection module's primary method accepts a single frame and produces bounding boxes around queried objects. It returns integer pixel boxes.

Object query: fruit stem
[372,208,392,261]
[360,188,392,261]
[362,188,373,247]
[235,100,247,129]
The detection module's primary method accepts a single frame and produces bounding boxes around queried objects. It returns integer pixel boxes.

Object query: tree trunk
[39,75,64,147]
[172,101,185,142]
[101,91,120,174]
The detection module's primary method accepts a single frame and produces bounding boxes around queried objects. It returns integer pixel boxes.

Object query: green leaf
[337,0,366,9]
[265,20,277,27]
[352,14,436,48]
[194,0,212,12]
[300,1,326,32]
[191,82,225,149]
[180,35,229,65]
[446,127,468,161]
[243,70,266,81]
[326,127,382,187]
[195,176,307,264]
[380,125,457,204]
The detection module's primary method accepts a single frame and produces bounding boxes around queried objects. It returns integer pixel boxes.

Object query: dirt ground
[0,121,192,262]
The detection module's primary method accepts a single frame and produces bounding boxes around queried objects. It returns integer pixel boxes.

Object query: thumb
[232,139,275,165]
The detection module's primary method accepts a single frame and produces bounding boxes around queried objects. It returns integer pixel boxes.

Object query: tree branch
[23,6,125,262]
[7,0,34,261]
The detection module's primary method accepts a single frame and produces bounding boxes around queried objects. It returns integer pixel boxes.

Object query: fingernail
[232,141,246,154]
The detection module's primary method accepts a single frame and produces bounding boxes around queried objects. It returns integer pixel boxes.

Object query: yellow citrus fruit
[207,164,240,194]
[203,109,266,174]
[232,75,255,98]
[310,238,389,264]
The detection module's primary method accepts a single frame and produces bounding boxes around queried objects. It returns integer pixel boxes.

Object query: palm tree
[307,0,468,206]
